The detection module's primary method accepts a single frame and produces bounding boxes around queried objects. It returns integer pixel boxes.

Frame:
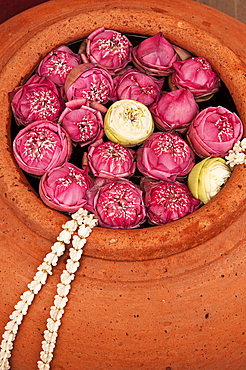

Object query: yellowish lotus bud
[104,99,154,147]
[188,157,231,204]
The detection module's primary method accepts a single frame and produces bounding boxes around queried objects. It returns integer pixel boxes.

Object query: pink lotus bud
[83,27,132,74]
[111,68,164,106]
[137,132,195,181]
[85,177,146,229]
[187,106,244,158]
[169,57,221,101]
[37,45,81,86]
[132,32,178,76]
[87,140,136,178]
[58,100,104,147]
[64,63,114,104]
[149,89,199,133]
[39,162,92,213]
[9,74,65,126]
[13,120,72,177]
[140,177,200,225]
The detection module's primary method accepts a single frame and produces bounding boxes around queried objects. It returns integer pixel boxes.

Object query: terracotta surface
[0,0,246,369]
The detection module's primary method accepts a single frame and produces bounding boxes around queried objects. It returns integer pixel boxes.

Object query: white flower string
[37,209,98,370]
[225,138,246,169]
[0,208,97,370]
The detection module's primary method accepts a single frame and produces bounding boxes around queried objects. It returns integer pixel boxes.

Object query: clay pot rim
[0,0,246,261]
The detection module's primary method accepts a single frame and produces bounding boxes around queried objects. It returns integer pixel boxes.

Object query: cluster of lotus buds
[10,28,244,228]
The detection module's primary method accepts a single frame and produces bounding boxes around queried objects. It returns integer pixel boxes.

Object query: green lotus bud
[188,157,231,204]
[104,99,154,147]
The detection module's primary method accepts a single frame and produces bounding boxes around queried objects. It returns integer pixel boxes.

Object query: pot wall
[1,192,246,370]
[0,1,246,369]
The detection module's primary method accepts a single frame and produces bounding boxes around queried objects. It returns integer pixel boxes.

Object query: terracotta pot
[1,0,246,369]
